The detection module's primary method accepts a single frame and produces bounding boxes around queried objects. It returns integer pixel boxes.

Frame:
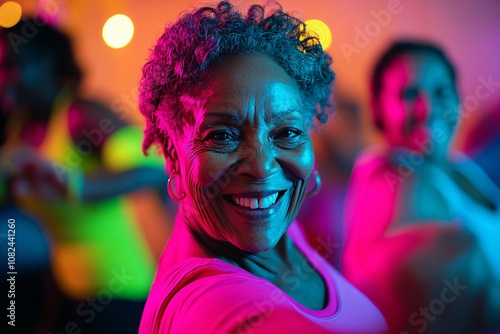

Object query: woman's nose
[236,139,279,180]
[413,92,430,125]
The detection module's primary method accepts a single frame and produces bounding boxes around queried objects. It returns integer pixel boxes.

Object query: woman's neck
[167,210,291,269]
[167,212,327,310]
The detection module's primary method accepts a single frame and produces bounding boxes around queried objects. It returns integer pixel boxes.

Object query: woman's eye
[436,86,455,99]
[274,128,303,139]
[206,130,236,142]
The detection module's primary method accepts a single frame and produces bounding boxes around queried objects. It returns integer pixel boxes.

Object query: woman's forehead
[208,54,298,89]
[382,53,453,89]
[185,54,303,120]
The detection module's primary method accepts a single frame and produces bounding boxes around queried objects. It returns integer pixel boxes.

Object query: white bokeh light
[102,14,134,49]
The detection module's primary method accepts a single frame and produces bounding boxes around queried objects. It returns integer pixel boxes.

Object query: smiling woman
[175,54,313,254]
[138,2,388,333]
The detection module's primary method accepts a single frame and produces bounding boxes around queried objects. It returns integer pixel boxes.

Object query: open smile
[223,190,287,210]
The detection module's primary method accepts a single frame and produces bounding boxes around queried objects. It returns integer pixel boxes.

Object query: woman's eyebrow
[202,111,240,123]
[203,111,241,122]
[268,108,302,122]
[198,111,243,128]
[199,108,303,127]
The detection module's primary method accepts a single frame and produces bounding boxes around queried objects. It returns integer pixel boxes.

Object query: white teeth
[232,192,279,209]
[250,199,258,209]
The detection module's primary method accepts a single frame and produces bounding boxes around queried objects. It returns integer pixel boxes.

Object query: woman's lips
[222,190,288,219]
[232,192,279,209]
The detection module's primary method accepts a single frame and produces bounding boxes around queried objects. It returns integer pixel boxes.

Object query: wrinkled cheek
[285,144,314,219]
[180,175,232,242]
[187,151,228,186]
[290,142,315,180]
[180,153,232,239]
[193,184,228,236]
[177,151,206,213]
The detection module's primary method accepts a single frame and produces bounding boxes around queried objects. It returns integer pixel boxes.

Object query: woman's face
[169,54,314,253]
[376,53,460,158]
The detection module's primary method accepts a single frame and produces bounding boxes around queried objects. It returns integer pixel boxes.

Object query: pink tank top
[140,221,387,333]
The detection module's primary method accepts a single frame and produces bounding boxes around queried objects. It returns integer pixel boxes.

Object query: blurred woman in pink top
[343,40,500,334]
[137,2,387,333]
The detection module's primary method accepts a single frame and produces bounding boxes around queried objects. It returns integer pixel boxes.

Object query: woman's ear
[162,136,186,201]
[162,137,179,175]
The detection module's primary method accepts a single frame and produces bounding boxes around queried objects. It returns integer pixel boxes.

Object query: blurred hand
[2,146,69,202]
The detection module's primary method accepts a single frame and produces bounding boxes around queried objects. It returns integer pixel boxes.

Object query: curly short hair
[139,1,335,152]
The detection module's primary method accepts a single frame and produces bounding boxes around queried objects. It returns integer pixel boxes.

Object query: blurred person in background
[0,17,174,333]
[342,40,500,334]
[1,22,58,333]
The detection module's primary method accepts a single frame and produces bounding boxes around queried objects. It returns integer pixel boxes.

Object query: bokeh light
[0,1,22,28]
[304,19,332,51]
[102,14,134,49]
